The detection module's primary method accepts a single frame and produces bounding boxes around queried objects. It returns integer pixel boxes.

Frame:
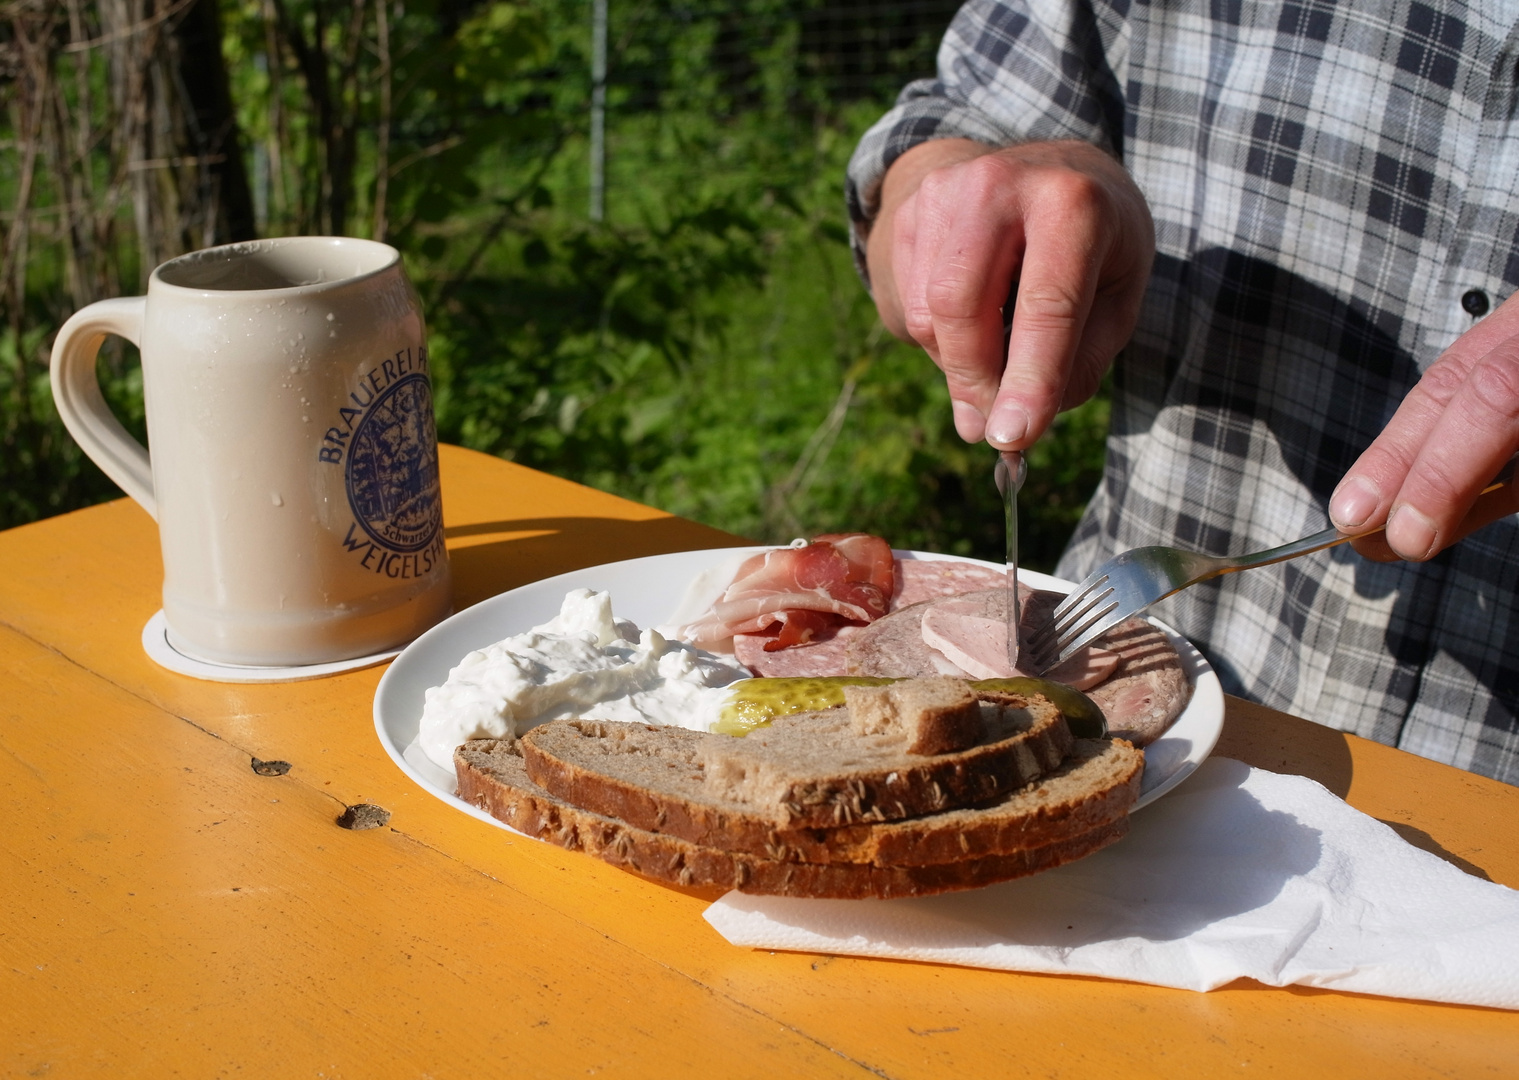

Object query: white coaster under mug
[141,610,401,683]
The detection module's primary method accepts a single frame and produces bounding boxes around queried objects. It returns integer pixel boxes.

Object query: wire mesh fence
[581,0,958,224]
[577,0,959,216]
[605,0,959,108]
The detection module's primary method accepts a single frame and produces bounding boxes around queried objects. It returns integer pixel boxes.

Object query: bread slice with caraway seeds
[519,688,1072,847]
[455,736,1137,898]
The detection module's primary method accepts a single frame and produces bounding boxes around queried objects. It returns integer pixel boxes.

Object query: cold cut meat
[893,558,1010,607]
[845,588,1191,746]
[679,534,894,646]
[918,598,1118,689]
[733,555,1012,676]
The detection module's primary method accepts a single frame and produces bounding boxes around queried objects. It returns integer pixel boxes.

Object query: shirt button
[1462,289,1490,316]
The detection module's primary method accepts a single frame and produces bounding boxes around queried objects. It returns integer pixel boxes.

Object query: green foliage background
[2,0,1109,571]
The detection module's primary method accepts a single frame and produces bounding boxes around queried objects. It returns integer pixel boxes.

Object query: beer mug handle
[49,296,156,519]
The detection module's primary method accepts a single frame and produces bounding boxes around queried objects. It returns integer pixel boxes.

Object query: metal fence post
[590,0,607,221]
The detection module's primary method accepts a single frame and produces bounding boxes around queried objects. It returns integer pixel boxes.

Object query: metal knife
[994,282,1025,671]
[994,449,1026,671]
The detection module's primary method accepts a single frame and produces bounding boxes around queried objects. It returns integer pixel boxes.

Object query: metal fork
[1026,459,1519,673]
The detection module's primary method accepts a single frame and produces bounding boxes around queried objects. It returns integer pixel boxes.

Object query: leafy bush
[1,0,1108,571]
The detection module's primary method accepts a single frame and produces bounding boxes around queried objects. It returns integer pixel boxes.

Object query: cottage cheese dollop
[418,588,749,770]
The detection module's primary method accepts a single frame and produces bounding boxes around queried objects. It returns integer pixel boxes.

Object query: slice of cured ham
[734,559,1027,676]
[918,598,1118,688]
[758,608,838,651]
[817,532,895,596]
[679,533,894,646]
[732,558,1032,674]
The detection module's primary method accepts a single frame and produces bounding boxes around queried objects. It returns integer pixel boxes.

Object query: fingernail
[1386,504,1438,561]
[951,400,986,442]
[986,403,1030,447]
[1330,476,1380,530]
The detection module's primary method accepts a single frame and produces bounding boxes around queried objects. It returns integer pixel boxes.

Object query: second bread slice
[457,737,1133,898]
[520,689,1072,847]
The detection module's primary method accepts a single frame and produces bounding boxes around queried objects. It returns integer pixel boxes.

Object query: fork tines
[1028,573,1121,673]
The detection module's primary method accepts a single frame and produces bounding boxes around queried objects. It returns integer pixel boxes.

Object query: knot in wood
[336,803,392,830]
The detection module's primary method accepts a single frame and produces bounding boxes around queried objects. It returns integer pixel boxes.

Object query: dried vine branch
[0,0,255,525]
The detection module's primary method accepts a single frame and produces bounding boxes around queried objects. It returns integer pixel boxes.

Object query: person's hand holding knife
[865,137,1154,667]
[865,137,1155,453]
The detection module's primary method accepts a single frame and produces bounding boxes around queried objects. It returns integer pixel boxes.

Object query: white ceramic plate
[373,547,1224,830]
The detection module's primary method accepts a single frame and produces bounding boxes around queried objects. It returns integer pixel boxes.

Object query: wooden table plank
[3,445,1517,1077]
[0,631,860,1078]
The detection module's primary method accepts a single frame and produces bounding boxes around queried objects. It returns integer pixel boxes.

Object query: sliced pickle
[714,676,897,736]
[715,674,1106,739]
[970,677,1108,738]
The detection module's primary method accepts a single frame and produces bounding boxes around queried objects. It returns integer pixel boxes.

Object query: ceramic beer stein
[49,236,452,668]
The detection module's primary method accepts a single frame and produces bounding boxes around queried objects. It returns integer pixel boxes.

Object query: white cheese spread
[418,588,749,770]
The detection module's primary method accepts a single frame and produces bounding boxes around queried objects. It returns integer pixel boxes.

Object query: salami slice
[734,625,861,677]
[894,558,1010,607]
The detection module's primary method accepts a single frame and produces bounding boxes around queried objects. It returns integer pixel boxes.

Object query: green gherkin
[714,675,1106,739]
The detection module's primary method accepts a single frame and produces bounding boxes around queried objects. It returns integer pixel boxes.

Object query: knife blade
[993,282,1025,670]
[994,449,1026,671]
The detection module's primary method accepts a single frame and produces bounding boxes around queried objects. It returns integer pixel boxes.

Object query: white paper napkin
[704,757,1519,1009]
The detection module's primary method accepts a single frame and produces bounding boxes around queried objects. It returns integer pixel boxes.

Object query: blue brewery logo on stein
[318,346,446,579]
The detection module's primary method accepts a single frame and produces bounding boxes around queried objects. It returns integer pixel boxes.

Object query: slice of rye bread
[472,735,1138,866]
[519,692,1073,844]
[845,588,1192,746]
[455,739,1132,897]
[775,737,1143,865]
[841,677,985,755]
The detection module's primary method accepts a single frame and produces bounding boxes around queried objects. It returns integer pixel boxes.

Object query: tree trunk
[171,0,256,243]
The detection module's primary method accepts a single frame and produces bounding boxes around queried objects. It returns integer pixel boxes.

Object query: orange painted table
[4,444,1517,1077]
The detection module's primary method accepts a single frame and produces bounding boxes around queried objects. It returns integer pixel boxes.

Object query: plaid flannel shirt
[847,0,1519,783]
